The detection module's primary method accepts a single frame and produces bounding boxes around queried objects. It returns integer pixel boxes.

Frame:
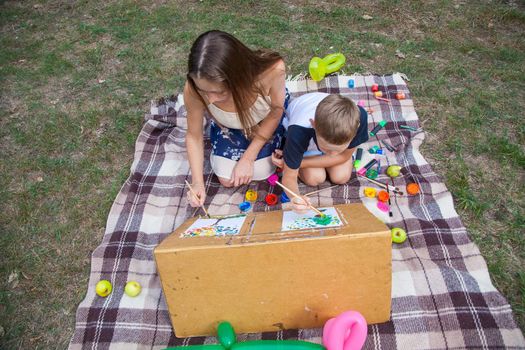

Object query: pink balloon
[322,311,367,350]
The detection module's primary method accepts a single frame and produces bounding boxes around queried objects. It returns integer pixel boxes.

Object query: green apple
[124,281,142,297]
[386,165,402,178]
[391,227,407,244]
[95,280,112,297]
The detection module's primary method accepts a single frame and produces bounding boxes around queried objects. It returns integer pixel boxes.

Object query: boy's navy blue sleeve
[348,106,369,149]
[283,125,314,170]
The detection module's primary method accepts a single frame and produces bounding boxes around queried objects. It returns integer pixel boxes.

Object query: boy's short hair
[314,94,361,145]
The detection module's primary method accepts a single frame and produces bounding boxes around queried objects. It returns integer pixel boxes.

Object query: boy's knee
[329,171,351,185]
[302,172,326,186]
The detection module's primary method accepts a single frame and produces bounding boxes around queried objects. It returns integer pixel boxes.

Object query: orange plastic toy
[406,183,420,195]
[377,190,390,202]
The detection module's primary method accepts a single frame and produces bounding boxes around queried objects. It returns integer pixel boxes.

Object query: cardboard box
[154,203,391,337]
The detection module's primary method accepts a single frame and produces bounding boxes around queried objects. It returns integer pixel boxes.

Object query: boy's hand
[271,149,284,168]
[187,182,206,207]
[291,195,312,214]
[231,157,254,186]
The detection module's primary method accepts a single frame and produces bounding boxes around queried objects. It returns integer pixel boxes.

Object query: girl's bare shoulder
[258,59,286,92]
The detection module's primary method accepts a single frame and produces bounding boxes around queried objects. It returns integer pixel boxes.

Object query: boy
[272,92,368,213]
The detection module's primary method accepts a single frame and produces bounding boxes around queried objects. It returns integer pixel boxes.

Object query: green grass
[1,0,524,348]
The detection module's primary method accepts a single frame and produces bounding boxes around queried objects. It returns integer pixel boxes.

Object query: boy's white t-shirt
[282,92,369,170]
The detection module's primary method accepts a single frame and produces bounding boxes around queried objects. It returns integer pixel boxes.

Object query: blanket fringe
[286,71,409,82]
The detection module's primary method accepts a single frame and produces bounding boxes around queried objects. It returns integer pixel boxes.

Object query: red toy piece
[371,84,379,92]
[265,193,278,206]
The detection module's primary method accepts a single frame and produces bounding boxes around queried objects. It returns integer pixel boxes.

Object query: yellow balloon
[309,53,346,81]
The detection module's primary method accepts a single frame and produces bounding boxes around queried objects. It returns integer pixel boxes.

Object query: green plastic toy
[309,53,346,81]
[164,321,325,350]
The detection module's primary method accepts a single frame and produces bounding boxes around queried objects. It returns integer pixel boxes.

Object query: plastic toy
[395,92,405,100]
[353,148,363,168]
[380,140,395,152]
[267,173,279,186]
[265,193,278,206]
[391,227,407,243]
[95,280,112,297]
[280,192,290,204]
[386,165,401,178]
[371,84,379,92]
[239,201,252,212]
[377,191,389,202]
[406,183,420,195]
[357,159,377,176]
[124,281,141,297]
[322,310,367,350]
[377,201,389,213]
[365,168,378,180]
[368,145,384,155]
[373,91,382,98]
[369,120,387,137]
[357,100,366,108]
[348,79,355,88]
[309,53,346,81]
[400,125,419,132]
[363,187,377,198]
[245,189,258,201]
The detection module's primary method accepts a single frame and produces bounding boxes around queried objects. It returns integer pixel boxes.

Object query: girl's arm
[242,60,286,162]
[183,81,207,205]
[230,60,286,186]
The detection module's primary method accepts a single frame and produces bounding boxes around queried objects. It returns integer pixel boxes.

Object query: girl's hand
[231,157,254,187]
[187,182,206,207]
[271,149,284,169]
[291,195,311,214]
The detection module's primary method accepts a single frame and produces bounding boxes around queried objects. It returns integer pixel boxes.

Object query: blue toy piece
[280,192,290,204]
[238,201,252,212]
[348,79,355,88]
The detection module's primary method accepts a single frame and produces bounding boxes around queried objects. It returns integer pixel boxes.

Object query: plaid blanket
[69,74,525,349]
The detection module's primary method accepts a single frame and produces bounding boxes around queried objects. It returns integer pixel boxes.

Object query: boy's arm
[281,164,312,214]
[300,148,354,169]
[281,164,301,199]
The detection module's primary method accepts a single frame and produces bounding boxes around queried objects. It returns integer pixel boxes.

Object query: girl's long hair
[187,30,283,133]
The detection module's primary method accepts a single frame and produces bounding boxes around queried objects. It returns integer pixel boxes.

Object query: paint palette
[281,207,343,232]
[181,215,247,237]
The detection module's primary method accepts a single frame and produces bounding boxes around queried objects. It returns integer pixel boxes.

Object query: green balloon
[163,345,225,350]
[231,340,325,350]
[217,322,237,349]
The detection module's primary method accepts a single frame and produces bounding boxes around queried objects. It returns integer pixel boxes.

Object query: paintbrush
[358,174,403,195]
[184,180,210,218]
[271,180,325,217]
[304,184,340,197]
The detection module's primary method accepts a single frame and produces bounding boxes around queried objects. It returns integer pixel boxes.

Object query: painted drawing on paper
[282,207,343,231]
[181,215,247,237]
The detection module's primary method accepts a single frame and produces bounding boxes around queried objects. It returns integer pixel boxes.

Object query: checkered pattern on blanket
[69,74,525,349]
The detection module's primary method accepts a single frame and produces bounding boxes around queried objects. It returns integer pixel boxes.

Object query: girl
[184,30,287,207]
